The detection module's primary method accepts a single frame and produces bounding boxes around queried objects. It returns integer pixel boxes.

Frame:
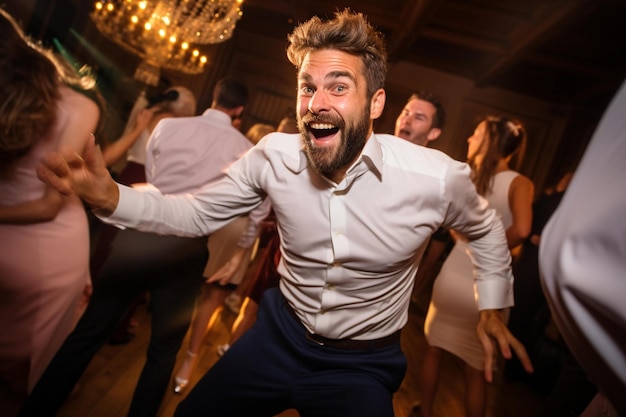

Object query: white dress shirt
[126,129,150,165]
[105,132,513,340]
[145,109,251,194]
[140,108,270,247]
[540,80,626,414]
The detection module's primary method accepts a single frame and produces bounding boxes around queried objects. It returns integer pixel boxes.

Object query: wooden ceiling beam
[385,0,440,62]
[418,26,507,54]
[476,0,598,87]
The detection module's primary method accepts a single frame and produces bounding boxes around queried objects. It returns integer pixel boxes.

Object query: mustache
[301,112,344,128]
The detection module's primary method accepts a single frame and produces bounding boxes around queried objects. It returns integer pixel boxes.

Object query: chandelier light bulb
[90,0,244,83]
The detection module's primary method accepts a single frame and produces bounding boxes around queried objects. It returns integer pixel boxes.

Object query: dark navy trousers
[175,287,407,417]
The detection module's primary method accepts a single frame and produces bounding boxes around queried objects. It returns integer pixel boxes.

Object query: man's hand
[477,309,534,382]
[36,134,120,215]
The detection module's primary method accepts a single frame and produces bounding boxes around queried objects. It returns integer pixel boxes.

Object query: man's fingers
[82,134,104,170]
[66,152,85,170]
[496,326,535,374]
[36,164,71,196]
[478,330,495,383]
[508,337,534,373]
[36,153,74,195]
[205,273,231,286]
[205,274,220,283]
[478,310,535,382]
[495,331,513,360]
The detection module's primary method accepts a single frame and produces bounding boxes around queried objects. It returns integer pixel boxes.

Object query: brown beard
[299,107,370,179]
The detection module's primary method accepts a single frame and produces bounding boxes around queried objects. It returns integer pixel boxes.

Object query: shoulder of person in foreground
[539,79,626,415]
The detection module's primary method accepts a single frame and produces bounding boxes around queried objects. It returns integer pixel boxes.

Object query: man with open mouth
[26,8,532,417]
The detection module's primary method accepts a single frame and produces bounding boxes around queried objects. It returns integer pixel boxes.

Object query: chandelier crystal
[90,0,244,84]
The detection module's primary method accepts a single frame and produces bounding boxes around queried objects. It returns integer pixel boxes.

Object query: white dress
[424,170,518,370]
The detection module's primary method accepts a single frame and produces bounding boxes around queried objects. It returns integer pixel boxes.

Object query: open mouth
[398,128,411,138]
[308,122,340,142]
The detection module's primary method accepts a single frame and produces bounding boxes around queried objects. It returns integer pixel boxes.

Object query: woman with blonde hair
[245,123,275,145]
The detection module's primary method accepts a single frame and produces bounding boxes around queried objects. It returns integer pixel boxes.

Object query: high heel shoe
[173,377,188,394]
[173,350,198,394]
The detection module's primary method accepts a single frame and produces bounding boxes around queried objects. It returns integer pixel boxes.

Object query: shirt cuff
[475,272,515,310]
[96,183,156,229]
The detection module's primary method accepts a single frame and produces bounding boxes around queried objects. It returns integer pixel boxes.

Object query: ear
[369,89,386,120]
[426,128,442,142]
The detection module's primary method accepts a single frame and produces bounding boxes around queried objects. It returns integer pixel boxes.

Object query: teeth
[309,123,335,130]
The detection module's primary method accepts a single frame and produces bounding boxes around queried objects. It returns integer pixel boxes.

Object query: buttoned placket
[314,159,371,334]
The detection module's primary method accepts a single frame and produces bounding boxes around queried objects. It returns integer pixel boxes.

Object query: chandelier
[90,0,244,85]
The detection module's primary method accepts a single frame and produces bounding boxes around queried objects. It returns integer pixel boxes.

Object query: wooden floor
[54,262,546,417]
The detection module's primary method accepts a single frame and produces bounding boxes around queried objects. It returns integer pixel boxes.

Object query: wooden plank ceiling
[236,0,626,107]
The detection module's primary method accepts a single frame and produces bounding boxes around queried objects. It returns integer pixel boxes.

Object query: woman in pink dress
[0,8,100,415]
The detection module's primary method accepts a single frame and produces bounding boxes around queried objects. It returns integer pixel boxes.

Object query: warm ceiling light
[90,0,244,84]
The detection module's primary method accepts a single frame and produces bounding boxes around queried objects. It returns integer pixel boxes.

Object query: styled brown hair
[408,91,447,130]
[286,9,388,100]
[469,116,527,196]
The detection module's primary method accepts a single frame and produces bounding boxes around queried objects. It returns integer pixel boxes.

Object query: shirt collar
[291,132,384,181]
[201,108,233,126]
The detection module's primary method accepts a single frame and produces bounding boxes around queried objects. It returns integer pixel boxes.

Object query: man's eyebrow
[299,73,313,83]
[325,70,355,83]
[298,71,356,84]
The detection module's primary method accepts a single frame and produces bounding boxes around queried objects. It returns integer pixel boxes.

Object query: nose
[308,90,329,114]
